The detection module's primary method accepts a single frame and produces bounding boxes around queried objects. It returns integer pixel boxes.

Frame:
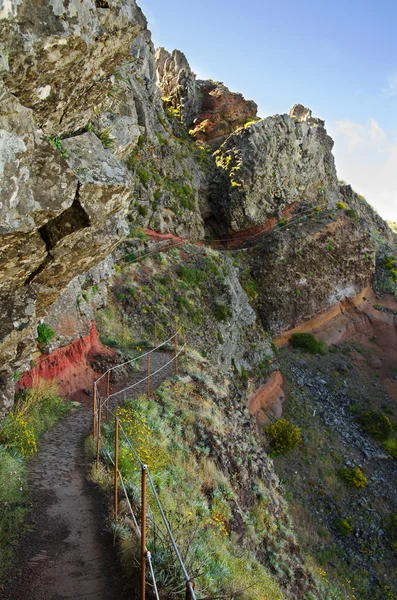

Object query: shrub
[335,518,353,535]
[384,438,397,459]
[212,303,231,322]
[37,323,55,345]
[0,412,37,456]
[358,410,393,441]
[346,209,357,219]
[266,418,302,457]
[338,467,367,489]
[289,333,325,355]
[374,304,383,310]
[336,201,347,210]
[138,205,148,217]
[137,168,150,188]
[241,366,248,382]
[278,218,288,227]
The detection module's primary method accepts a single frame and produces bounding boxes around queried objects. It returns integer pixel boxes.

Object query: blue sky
[140,0,397,222]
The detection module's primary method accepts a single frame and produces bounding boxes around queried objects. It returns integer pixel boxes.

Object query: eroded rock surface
[210,111,339,232]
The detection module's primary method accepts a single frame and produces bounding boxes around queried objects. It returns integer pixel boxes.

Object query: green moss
[289,333,325,355]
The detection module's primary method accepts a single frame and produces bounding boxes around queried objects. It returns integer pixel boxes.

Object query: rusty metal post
[114,417,119,518]
[106,371,110,420]
[93,383,97,438]
[183,325,187,358]
[174,325,178,375]
[185,580,195,600]
[147,353,151,396]
[96,396,102,470]
[141,465,147,600]
[154,322,157,348]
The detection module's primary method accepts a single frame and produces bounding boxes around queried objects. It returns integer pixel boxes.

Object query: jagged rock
[0,0,144,136]
[156,47,200,126]
[0,0,145,410]
[191,80,258,146]
[210,109,339,232]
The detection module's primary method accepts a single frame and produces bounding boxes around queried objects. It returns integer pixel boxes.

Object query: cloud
[329,118,397,222]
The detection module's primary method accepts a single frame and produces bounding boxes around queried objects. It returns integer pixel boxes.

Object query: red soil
[18,322,114,400]
[248,370,285,425]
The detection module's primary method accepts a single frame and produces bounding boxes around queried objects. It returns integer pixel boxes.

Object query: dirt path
[2,351,175,600]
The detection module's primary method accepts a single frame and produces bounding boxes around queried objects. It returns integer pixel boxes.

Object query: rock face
[210,111,339,233]
[156,47,200,126]
[155,48,258,145]
[251,212,376,336]
[190,81,258,146]
[0,0,152,413]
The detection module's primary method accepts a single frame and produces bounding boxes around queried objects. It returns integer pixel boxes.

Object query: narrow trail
[2,351,175,600]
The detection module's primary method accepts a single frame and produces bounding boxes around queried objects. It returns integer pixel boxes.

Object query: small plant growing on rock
[335,517,353,535]
[338,467,367,489]
[37,323,55,345]
[336,201,347,210]
[48,135,68,159]
[266,418,302,457]
[358,410,393,441]
[346,208,357,219]
[289,333,325,355]
[212,303,231,322]
[99,128,116,150]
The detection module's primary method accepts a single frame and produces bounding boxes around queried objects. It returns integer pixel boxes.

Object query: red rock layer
[18,322,114,400]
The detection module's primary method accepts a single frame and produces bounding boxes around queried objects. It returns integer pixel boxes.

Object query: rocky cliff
[1,2,397,599]
[1,0,393,427]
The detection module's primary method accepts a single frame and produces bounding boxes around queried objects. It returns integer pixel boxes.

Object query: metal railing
[118,201,328,266]
[92,325,196,600]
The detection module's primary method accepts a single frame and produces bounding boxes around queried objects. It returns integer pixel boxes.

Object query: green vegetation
[289,333,325,355]
[338,467,367,489]
[385,256,397,283]
[336,202,347,210]
[37,323,55,345]
[99,128,116,150]
[358,410,393,441]
[0,379,73,579]
[212,303,231,322]
[48,135,68,159]
[266,418,302,457]
[346,209,357,219]
[94,380,284,600]
[335,518,353,536]
[137,168,150,188]
[384,438,397,459]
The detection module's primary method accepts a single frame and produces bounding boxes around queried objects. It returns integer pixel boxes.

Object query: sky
[139,0,397,222]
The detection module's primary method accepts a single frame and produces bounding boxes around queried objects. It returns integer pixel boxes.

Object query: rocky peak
[155,47,200,126]
[190,80,258,146]
[289,103,325,127]
[155,47,258,145]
